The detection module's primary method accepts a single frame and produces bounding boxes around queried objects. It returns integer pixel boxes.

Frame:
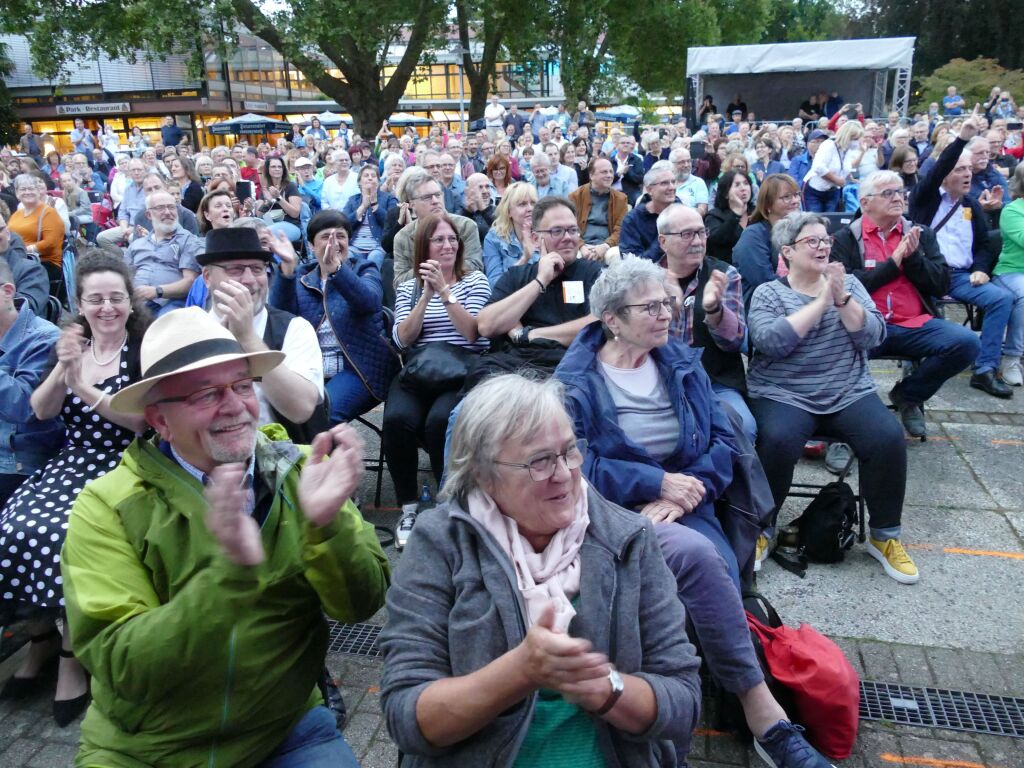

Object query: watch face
[608,667,624,692]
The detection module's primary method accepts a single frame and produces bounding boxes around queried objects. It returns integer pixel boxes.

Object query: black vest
[682,256,747,393]
[262,306,331,444]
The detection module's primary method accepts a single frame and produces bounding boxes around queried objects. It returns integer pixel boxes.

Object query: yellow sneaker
[867,538,920,584]
[754,534,772,572]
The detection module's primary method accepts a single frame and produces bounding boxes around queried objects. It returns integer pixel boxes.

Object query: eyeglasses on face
[414,191,444,202]
[81,293,130,306]
[493,439,588,482]
[866,188,909,200]
[156,377,260,408]
[534,225,580,240]
[429,236,459,247]
[621,296,679,317]
[147,204,177,213]
[792,235,834,250]
[213,263,270,279]
[778,193,802,203]
[662,228,707,245]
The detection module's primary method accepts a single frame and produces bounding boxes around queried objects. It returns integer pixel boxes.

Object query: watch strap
[593,669,624,716]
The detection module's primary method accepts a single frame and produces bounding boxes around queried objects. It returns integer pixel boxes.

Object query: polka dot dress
[0,346,135,616]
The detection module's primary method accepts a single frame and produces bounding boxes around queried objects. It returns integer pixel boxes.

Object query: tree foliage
[915,58,1024,114]
[0,43,18,147]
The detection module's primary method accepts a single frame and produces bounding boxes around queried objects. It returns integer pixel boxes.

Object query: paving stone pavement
[2,361,1022,767]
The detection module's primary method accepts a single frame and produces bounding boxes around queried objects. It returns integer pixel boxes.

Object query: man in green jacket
[61,306,390,768]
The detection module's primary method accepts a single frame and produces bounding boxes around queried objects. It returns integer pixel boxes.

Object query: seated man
[967,134,1009,232]
[455,172,496,243]
[833,171,980,436]
[619,161,680,262]
[199,228,327,440]
[610,134,645,205]
[134,173,200,236]
[527,153,568,198]
[63,307,389,767]
[659,203,755,442]
[294,156,323,213]
[909,116,1014,398]
[438,153,465,213]
[0,216,49,316]
[392,168,483,286]
[671,148,710,217]
[124,190,203,316]
[569,157,628,263]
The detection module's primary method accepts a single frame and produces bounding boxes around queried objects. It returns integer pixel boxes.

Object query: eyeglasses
[779,193,802,203]
[648,179,676,188]
[493,439,587,482]
[212,263,270,279]
[866,188,910,200]
[156,377,260,409]
[621,296,679,317]
[792,235,834,250]
[147,204,177,213]
[414,191,444,201]
[662,229,707,245]
[81,293,130,306]
[534,226,580,240]
[429,236,459,247]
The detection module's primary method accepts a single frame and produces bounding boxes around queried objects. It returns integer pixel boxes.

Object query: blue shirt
[120,181,147,225]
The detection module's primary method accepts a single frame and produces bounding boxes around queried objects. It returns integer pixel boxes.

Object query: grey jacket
[379,487,701,767]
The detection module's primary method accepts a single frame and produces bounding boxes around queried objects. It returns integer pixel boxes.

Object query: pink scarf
[466,480,590,633]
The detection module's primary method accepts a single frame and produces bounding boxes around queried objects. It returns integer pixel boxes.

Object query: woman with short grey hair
[749,211,917,584]
[380,372,701,767]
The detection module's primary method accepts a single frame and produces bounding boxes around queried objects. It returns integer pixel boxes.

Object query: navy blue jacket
[342,192,398,243]
[0,306,65,476]
[554,322,738,513]
[620,200,678,262]
[732,220,776,308]
[269,259,399,402]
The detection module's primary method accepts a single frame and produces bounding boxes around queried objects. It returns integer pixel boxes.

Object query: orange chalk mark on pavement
[693,728,729,737]
[991,439,1024,446]
[879,752,996,768]
[904,543,1024,560]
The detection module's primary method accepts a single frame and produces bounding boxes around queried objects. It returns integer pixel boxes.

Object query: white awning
[686,38,915,76]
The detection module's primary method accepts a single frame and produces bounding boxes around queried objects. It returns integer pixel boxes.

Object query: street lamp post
[452,44,470,137]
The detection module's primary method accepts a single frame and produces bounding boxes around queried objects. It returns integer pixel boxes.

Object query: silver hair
[13,173,38,191]
[966,136,989,153]
[656,202,698,235]
[441,374,570,501]
[588,256,669,319]
[859,170,904,199]
[771,211,830,252]
[396,166,434,203]
[643,160,674,188]
[668,147,691,164]
[329,149,351,163]
[230,216,270,231]
[383,153,406,172]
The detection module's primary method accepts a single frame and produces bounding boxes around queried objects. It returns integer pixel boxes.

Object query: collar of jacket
[558,320,701,379]
[0,304,37,352]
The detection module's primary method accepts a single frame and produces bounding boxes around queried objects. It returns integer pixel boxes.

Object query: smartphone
[235,180,254,200]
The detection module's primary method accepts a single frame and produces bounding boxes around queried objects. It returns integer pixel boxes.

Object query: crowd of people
[0,82,1022,767]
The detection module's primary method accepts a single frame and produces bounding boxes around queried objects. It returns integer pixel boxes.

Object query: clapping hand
[825,262,848,303]
[56,323,87,389]
[702,269,728,312]
[213,280,257,345]
[979,187,1003,211]
[298,424,365,528]
[205,463,265,566]
[891,226,920,267]
[270,230,298,277]
[321,231,345,275]
[418,259,447,297]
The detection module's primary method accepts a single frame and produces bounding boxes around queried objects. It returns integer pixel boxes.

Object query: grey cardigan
[379,487,701,768]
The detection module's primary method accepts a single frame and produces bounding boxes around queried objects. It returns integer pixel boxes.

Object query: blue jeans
[257,706,358,768]
[325,369,379,424]
[947,269,1014,373]
[268,220,303,243]
[871,318,980,404]
[350,247,385,269]
[804,185,840,212]
[712,384,756,444]
[993,272,1024,358]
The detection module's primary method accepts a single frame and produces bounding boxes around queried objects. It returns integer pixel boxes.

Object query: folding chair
[788,436,867,543]
[873,353,927,442]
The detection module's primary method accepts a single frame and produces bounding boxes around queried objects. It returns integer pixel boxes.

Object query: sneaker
[754,720,835,768]
[754,534,773,573]
[394,502,419,551]
[889,387,927,439]
[823,442,853,476]
[866,537,920,584]
[1000,356,1023,387]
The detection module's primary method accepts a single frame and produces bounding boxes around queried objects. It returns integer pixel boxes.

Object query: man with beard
[123,190,203,316]
[61,306,389,767]
[199,228,325,436]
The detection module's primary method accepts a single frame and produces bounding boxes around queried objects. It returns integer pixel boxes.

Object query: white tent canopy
[686,38,915,76]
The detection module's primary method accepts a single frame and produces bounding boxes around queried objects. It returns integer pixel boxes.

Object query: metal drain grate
[860,680,1024,738]
[327,621,382,658]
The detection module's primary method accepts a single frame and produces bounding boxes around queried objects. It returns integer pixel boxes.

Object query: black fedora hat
[197,227,275,267]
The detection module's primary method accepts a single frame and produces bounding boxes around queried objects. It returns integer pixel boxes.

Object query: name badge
[962,208,972,222]
[864,259,877,269]
[562,281,585,304]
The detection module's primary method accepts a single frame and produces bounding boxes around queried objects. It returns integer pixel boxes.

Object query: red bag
[746,612,860,759]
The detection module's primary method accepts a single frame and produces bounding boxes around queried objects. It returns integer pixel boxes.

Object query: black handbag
[399,342,478,394]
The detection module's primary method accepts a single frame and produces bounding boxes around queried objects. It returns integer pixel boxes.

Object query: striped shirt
[746,276,885,414]
[393,269,491,352]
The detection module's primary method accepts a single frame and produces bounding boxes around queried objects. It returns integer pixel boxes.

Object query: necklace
[91,333,128,366]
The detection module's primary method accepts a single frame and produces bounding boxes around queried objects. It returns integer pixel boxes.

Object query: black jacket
[830,217,949,317]
[705,207,747,264]
[909,135,994,274]
[611,153,645,206]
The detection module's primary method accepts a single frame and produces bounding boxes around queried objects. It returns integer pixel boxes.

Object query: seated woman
[385,214,490,525]
[733,174,803,306]
[0,251,150,725]
[269,210,397,424]
[747,212,917,584]
[60,172,96,243]
[486,154,512,202]
[255,155,303,243]
[553,257,833,767]
[380,373,701,767]
[482,181,539,287]
[889,146,919,192]
[166,155,205,213]
[342,164,397,268]
[752,139,785,184]
[197,189,237,236]
[8,173,65,289]
[705,169,754,263]
[707,152,758,202]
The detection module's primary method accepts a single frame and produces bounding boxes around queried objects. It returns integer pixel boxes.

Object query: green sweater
[995,198,1024,275]
[62,425,390,768]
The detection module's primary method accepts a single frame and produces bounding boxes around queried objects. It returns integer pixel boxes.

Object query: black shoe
[889,387,927,438]
[0,629,60,700]
[52,648,90,727]
[969,370,1013,399]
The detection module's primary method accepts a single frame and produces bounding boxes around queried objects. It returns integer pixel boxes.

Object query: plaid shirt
[668,263,746,351]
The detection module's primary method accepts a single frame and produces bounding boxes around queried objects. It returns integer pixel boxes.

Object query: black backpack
[793,481,857,563]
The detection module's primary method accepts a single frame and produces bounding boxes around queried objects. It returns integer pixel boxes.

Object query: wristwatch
[442,291,458,306]
[593,666,625,716]
[834,292,852,307]
[155,286,164,299]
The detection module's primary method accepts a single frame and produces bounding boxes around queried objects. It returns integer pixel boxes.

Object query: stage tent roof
[686,38,915,76]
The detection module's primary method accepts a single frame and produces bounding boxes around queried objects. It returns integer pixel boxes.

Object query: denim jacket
[0,305,65,475]
[482,228,538,287]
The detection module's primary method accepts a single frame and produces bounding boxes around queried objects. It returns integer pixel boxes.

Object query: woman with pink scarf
[380,374,701,767]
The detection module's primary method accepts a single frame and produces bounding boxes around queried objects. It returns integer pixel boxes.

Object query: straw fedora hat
[109,306,285,414]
